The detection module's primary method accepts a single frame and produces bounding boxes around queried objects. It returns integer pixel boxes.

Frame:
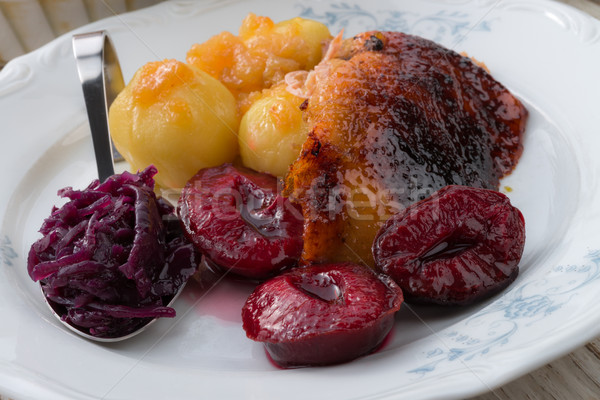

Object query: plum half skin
[372,185,525,306]
[242,263,403,367]
[178,164,303,280]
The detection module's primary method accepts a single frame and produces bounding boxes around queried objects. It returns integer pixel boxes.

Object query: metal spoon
[35,31,186,342]
[73,30,123,181]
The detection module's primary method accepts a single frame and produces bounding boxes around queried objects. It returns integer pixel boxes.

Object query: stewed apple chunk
[187,13,331,114]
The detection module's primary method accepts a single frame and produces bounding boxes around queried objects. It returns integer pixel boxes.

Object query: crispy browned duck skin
[284,31,528,267]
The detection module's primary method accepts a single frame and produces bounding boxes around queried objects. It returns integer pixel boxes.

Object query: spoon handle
[72,31,124,182]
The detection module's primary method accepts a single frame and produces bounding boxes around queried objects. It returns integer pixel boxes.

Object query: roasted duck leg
[285,31,528,267]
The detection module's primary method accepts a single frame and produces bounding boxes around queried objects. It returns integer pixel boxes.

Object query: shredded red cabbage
[27,166,198,338]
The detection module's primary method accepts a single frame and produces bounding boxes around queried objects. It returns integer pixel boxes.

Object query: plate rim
[1,0,600,399]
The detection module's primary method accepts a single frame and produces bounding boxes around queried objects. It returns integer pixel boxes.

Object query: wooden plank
[0,0,55,52]
[0,7,24,64]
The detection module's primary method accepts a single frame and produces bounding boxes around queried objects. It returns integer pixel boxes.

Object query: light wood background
[0,0,164,67]
[1,1,600,399]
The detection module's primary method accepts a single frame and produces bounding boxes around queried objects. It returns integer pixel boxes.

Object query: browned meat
[284,31,528,267]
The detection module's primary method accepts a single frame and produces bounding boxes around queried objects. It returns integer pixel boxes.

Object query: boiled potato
[108,59,239,190]
[239,83,308,177]
[187,13,331,113]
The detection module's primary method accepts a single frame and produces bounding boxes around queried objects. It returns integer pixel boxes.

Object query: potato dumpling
[239,83,308,178]
[186,13,331,113]
[109,59,239,190]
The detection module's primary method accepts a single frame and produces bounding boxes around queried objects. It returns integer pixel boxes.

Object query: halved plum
[373,185,525,306]
[242,263,403,367]
[178,164,303,280]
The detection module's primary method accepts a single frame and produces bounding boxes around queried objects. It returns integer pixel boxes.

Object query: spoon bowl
[40,283,186,343]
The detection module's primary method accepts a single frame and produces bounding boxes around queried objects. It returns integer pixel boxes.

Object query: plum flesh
[242,263,403,367]
[373,185,525,306]
[178,164,303,280]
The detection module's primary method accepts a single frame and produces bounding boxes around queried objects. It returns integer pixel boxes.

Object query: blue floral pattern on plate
[409,250,600,376]
[297,2,492,43]
[0,235,17,267]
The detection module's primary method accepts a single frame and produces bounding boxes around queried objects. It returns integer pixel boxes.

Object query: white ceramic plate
[1,0,599,399]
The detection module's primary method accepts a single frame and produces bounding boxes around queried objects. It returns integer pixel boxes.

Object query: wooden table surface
[1,1,599,399]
